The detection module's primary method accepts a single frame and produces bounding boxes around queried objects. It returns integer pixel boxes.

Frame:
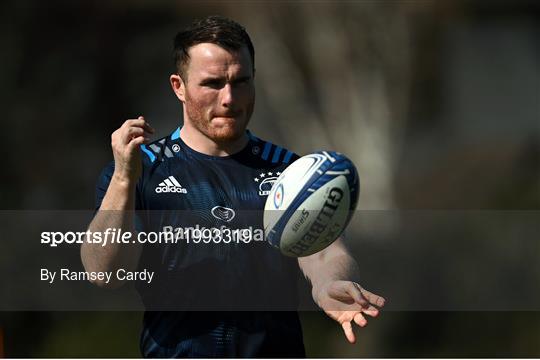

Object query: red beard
[184,91,254,144]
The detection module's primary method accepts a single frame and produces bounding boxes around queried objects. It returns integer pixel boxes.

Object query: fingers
[110,116,154,170]
[123,127,145,143]
[341,321,356,344]
[138,116,155,134]
[327,282,386,345]
[124,116,154,131]
[347,282,369,308]
[126,135,150,152]
[360,287,386,308]
[120,116,155,145]
[361,305,379,318]
[353,312,367,327]
[350,282,384,317]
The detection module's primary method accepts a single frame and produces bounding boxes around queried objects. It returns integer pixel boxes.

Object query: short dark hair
[173,15,255,80]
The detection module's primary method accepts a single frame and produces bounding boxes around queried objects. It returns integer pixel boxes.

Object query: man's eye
[202,80,223,89]
[234,78,250,86]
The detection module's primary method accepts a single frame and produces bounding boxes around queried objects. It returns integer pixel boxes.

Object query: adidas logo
[155,176,187,194]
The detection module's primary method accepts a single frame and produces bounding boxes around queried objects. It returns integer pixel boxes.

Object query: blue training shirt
[95,128,305,357]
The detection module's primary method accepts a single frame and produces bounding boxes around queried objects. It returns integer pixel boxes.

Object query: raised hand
[111,116,154,183]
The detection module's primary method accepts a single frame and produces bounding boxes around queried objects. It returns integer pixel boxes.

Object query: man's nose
[220,83,234,108]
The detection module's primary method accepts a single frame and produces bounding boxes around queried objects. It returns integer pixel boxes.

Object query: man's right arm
[81,116,154,289]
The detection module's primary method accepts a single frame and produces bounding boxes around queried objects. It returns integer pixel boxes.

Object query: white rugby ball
[264,151,359,257]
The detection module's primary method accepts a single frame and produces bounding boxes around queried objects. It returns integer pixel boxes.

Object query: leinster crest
[253,171,281,196]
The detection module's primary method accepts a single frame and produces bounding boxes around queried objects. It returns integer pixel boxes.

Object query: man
[81,16,385,357]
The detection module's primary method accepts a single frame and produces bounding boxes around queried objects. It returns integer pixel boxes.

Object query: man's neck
[179,123,249,157]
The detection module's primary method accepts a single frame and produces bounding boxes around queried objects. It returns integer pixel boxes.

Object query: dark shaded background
[0,0,539,357]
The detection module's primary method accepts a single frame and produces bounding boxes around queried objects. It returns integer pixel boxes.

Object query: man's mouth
[214,114,239,118]
[214,110,241,118]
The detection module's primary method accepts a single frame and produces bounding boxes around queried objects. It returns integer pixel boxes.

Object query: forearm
[81,174,142,287]
[298,238,360,297]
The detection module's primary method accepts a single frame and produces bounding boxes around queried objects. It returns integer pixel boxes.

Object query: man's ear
[170,74,185,102]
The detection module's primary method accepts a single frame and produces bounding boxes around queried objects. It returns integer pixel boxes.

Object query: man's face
[181,43,255,144]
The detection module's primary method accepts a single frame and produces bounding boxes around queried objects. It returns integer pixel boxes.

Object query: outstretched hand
[313,280,385,344]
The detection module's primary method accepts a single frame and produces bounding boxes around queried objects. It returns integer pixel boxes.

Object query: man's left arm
[298,237,386,344]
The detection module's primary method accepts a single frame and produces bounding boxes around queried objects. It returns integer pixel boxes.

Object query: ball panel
[280,175,351,257]
[264,153,331,246]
